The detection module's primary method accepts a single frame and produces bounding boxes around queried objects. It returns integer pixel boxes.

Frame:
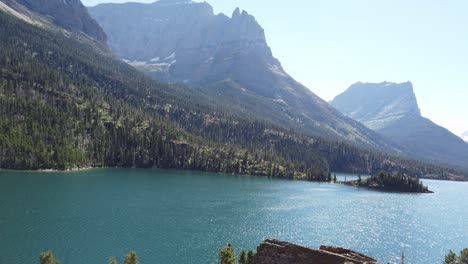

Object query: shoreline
[0,166,97,173]
[1,167,466,183]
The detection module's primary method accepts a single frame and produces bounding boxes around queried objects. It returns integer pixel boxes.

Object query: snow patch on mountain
[123,57,176,72]
[273,98,287,105]
[164,52,176,61]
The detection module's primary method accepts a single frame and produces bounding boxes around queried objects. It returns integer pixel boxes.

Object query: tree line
[39,251,139,264]
[38,246,468,264]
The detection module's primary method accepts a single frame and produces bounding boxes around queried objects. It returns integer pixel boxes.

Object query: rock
[14,0,107,43]
[254,239,378,264]
[331,82,420,131]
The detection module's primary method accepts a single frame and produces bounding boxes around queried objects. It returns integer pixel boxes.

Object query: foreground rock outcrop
[254,239,378,264]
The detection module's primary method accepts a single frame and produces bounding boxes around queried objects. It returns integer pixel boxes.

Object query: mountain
[462,131,468,142]
[330,82,420,130]
[0,0,463,180]
[1,0,107,43]
[331,82,468,171]
[88,1,396,150]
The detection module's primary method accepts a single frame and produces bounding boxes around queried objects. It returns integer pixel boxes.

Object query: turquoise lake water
[0,169,467,264]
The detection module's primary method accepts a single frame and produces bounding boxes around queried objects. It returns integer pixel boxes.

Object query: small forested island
[343,171,433,193]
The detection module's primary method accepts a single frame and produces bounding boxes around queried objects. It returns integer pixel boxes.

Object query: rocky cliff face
[331,82,420,130]
[89,1,283,94]
[14,0,107,43]
[89,1,396,150]
[254,239,378,264]
[331,82,468,171]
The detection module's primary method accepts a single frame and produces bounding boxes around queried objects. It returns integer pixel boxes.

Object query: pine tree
[218,242,236,264]
[459,248,468,264]
[39,251,60,264]
[124,251,139,264]
[239,250,247,264]
[247,250,256,264]
[444,250,457,264]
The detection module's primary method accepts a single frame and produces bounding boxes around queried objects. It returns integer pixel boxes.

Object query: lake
[0,169,466,264]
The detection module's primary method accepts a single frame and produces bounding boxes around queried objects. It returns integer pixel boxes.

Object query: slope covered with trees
[0,8,321,179]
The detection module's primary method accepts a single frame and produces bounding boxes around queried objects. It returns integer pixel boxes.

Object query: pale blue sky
[83,0,468,135]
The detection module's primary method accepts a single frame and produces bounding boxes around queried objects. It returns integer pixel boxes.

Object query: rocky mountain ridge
[1,0,107,43]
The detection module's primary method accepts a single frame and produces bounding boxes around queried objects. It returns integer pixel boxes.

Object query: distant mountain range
[331,82,468,171]
[88,1,397,151]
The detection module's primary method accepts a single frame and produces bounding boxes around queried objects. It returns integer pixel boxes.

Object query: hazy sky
[83,0,468,135]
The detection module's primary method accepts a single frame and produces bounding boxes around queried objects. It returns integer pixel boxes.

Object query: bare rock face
[331,82,420,131]
[15,0,107,43]
[254,239,378,264]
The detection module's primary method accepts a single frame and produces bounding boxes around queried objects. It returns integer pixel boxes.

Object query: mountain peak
[232,7,240,17]
[331,82,421,130]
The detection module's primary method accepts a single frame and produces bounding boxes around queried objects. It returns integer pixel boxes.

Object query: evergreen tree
[445,250,457,264]
[124,251,139,264]
[238,250,247,264]
[460,248,468,264]
[247,250,256,264]
[109,256,117,264]
[444,248,468,264]
[39,251,60,264]
[218,242,236,264]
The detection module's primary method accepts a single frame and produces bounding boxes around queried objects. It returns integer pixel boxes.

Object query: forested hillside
[0,9,320,179]
[0,7,464,180]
